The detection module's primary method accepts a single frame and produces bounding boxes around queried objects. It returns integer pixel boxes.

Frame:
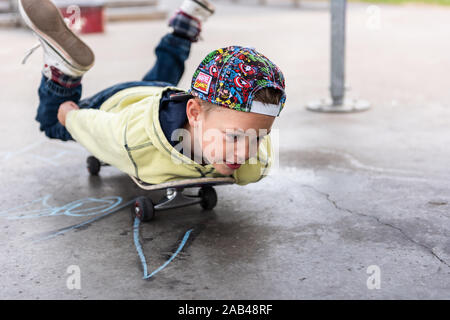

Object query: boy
[19,0,286,186]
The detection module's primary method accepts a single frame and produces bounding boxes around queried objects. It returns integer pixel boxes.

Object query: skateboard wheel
[133,196,155,222]
[87,156,101,176]
[199,186,217,210]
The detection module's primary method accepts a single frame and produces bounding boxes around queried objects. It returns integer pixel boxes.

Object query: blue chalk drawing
[33,199,135,243]
[0,141,44,162]
[0,195,123,220]
[31,150,75,166]
[133,217,193,280]
[0,141,85,166]
[0,195,193,279]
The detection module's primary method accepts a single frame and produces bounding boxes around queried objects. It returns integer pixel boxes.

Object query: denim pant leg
[77,81,172,110]
[78,33,192,110]
[36,33,191,142]
[141,33,192,85]
[36,75,81,141]
[36,78,162,142]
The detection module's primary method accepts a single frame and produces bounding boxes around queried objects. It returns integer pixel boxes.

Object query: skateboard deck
[130,175,236,191]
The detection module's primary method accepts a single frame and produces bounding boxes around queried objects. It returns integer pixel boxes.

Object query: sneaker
[179,0,215,22]
[169,0,215,42]
[18,0,95,78]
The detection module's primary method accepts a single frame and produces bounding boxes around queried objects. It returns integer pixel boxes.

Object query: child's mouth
[225,163,241,170]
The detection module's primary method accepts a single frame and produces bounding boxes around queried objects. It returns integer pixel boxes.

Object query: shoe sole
[192,0,215,14]
[18,0,94,71]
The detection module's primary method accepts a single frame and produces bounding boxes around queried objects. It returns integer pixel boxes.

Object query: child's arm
[62,104,133,176]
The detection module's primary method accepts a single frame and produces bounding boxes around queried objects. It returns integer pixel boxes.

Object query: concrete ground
[0,1,449,299]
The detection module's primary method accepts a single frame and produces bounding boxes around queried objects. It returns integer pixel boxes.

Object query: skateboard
[86,156,235,222]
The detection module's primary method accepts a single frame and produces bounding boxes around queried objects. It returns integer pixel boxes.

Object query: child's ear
[186,99,202,124]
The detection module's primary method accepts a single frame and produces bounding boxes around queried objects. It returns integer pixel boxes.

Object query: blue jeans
[36,33,191,141]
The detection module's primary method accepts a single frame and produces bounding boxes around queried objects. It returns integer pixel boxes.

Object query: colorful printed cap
[188,46,286,117]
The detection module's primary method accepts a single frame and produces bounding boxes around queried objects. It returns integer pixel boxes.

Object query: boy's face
[186,99,275,176]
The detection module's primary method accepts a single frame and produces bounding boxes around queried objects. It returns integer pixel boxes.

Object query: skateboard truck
[133,186,217,222]
[86,156,234,223]
[155,188,203,211]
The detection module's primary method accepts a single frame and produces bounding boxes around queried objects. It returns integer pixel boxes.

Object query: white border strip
[250,101,280,117]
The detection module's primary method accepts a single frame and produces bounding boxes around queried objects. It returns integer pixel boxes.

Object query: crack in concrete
[302,184,450,268]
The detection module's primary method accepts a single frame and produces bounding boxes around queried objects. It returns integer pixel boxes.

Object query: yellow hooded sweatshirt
[66,86,272,186]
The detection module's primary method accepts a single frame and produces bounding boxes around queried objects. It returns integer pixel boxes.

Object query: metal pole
[8,0,22,27]
[330,0,346,106]
[306,0,370,113]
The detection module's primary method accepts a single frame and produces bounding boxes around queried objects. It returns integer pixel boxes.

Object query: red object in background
[58,4,105,34]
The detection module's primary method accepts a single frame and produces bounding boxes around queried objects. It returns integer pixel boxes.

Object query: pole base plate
[306,98,371,113]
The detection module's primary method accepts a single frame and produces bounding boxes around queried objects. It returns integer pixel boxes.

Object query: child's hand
[58,101,80,127]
